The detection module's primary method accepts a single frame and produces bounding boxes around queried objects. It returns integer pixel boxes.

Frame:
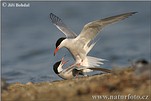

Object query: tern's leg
[76,63,81,67]
[75,74,79,79]
[74,70,83,79]
[76,60,83,67]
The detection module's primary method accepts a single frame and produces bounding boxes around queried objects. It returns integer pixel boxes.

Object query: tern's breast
[65,39,86,61]
[59,71,74,79]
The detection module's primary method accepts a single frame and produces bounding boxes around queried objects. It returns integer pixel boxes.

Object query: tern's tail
[81,56,107,67]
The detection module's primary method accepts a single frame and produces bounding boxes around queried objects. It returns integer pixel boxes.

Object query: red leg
[76,60,83,67]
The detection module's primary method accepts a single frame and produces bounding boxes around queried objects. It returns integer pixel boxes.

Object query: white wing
[50,13,77,38]
[81,56,107,67]
[76,12,137,46]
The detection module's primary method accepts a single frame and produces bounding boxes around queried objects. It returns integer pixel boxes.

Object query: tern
[50,12,137,67]
[53,57,111,80]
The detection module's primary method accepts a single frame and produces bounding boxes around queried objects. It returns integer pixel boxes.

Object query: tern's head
[54,37,66,56]
[53,57,69,74]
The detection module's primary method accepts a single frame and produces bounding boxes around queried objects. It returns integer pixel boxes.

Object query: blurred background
[1,1,150,83]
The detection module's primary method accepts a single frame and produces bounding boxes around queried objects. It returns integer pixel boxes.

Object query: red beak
[54,47,59,56]
[61,57,69,65]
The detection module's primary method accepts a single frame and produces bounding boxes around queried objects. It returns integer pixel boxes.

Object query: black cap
[53,61,61,74]
[55,37,66,48]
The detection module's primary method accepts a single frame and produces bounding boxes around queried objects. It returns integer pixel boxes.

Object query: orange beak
[54,47,59,56]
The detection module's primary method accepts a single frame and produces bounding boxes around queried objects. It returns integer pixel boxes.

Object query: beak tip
[54,48,59,56]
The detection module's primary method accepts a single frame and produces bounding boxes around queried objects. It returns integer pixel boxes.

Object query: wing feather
[50,13,77,38]
[76,12,137,45]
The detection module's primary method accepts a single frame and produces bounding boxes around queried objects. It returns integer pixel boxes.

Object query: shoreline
[2,67,150,101]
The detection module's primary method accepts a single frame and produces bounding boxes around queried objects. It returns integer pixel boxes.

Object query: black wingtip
[125,12,138,17]
[132,12,138,14]
[50,13,57,19]
[50,13,54,18]
[50,13,54,16]
[49,13,57,22]
[49,13,62,23]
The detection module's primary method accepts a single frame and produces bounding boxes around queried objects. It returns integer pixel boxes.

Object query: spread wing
[50,13,77,38]
[76,12,137,46]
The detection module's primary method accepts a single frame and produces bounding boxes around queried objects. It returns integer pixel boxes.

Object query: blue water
[1,1,150,83]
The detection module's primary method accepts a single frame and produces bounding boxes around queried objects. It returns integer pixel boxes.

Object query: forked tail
[81,56,107,67]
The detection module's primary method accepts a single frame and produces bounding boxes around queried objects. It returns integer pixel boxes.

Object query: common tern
[50,12,137,67]
[53,57,111,80]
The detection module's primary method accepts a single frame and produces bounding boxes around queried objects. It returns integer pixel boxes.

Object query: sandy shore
[2,67,150,101]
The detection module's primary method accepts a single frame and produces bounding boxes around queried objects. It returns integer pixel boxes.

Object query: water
[1,1,150,83]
